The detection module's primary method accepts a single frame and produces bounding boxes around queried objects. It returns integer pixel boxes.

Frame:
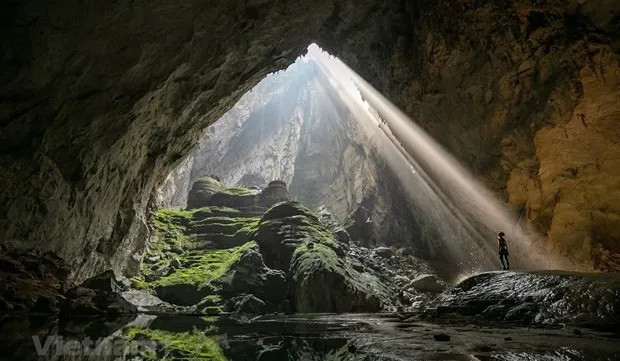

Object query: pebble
[433,333,451,341]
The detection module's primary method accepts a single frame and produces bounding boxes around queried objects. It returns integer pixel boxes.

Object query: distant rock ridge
[186,176,291,210]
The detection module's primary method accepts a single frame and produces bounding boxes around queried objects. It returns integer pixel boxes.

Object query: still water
[1,313,618,360]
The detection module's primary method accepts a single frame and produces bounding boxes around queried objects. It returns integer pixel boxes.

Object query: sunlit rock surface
[1,0,619,282]
[421,271,620,331]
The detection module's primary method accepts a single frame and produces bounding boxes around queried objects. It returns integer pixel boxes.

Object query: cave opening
[155,44,559,283]
[3,0,620,356]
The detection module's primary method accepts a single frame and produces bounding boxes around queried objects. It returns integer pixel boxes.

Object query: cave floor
[2,313,619,360]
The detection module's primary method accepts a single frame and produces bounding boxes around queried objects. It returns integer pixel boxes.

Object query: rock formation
[1,0,619,283]
[128,178,434,314]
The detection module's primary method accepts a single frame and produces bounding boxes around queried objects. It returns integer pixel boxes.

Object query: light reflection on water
[1,314,618,361]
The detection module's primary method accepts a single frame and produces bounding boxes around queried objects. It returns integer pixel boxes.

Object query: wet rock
[405,274,446,294]
[505,302,539,324]
[81,270,121,293]
[117,276,133,292]
[63,287,137,315]
[122,289,171,313]
[290,243,384,313]
[433,333,451,341]
[228,294,267,314]
[155,283,217,306]
[482,304,508,319]
[145,255,161,263]
[430,271,620,330]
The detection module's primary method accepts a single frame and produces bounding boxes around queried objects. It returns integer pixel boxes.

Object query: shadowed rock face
[1,0,619,280]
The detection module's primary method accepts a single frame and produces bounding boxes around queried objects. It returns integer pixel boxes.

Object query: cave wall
[323,0,620,270]
[1,0,619,279]
[1,0,335,280]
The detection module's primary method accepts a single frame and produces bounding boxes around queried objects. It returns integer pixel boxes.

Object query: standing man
[497,231,510,270]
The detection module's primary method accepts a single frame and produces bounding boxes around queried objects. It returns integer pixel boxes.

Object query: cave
[1,1,620,359]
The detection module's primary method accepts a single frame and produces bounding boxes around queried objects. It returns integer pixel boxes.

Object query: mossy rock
[255,202,343,270]
[208,191,259,208]
[289,243,382,313]
[260,201,319,223]
[187,176,226,209]
[220,245,288,308]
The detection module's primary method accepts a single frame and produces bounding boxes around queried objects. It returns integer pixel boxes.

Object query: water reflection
[1,314,618,360]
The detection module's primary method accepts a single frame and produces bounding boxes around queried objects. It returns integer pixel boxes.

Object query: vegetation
[125,328,227,361]
[131,205,260,292]
[155,242,254,288]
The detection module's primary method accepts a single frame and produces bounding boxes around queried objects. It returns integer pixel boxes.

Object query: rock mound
[426,271,620,330]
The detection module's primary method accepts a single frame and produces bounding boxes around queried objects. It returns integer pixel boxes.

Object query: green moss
[155,242,255,288]
[135,205,261,291]
[291,243,343,278]
[234,217,260,238]
[125,328,228,361]
[221,187,255,196]
[261,201,319,223]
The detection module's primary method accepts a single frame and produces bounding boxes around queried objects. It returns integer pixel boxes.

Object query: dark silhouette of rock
[155,283,217,306]
[62,270,137,315]
[81,270,121,293]
[404,274,446,294]
[433,333,451,341]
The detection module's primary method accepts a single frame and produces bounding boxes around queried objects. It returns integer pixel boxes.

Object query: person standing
[497,231,510,270]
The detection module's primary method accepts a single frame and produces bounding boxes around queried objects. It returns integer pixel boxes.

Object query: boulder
[80,270,121,293]
[60,270,138,315]
[155,283,217,306]
[256,201,344,270]
[259,180,291,207]
[187,176,225,209]
[222,246,288,307]
[430,271,620,330]
[63,287,137,315]
[227,294,267,314]
[289,243,383,313]
[405,274,446,294]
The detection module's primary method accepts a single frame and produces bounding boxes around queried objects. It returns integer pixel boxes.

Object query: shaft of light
[308,44,567,276]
